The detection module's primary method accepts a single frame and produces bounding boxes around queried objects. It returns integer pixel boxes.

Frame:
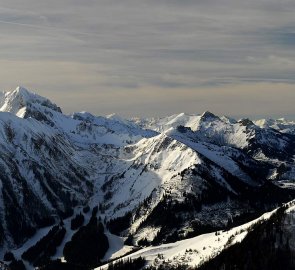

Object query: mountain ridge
[0,87,295,269]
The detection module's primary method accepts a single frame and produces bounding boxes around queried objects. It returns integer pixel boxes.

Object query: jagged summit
[11,86,30,96]
[238,118,255,127]
[0,86,62,117]
[200,110,219,121]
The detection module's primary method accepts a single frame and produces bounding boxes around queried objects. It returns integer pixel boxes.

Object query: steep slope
[102,133,294,247]
[99,200,295,270]
[0,103,92,247]
[198,201,295,270]
[96,112,295,247]
[0,87,155,248]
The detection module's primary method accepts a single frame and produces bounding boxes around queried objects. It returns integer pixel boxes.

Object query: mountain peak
[200,111,219,121]
[15,86,30,96]
[0,86,62,117]
[238,118,255,127]
[10,86,41,101]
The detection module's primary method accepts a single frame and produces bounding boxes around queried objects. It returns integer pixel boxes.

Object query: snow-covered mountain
[135,111,295,180]
[0,87,155,248]
[255,118,295,135]
[0,87,295,269]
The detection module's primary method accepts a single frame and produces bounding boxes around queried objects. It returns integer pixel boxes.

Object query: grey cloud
[0,0,294,117]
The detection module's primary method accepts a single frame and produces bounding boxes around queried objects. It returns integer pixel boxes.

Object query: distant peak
[106,113,125,122]
[238,118,254,127]
[200,111,219,121]
[277,118,286,122]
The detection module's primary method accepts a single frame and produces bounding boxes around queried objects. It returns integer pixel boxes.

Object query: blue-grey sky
[0,0,295,118]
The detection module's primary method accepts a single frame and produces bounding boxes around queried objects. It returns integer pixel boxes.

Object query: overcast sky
[0,0,294,118]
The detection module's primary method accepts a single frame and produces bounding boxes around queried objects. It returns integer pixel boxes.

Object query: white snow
[0,87,294,269]
[103,233,134,261]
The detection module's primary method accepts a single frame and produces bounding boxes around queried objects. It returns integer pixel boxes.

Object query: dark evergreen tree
[107,257,146,270]
[106,212,132,235]
[71,212,85,230]
[83,205,90,214]
[38,259,89,270]
[22,225,66,266]
[3,251,15,261]
[197,205,295,270]
[63,216,109,268]
[9,260,26,270]
[92,205,98,217]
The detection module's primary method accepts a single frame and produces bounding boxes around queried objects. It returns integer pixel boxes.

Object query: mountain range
[0,87,295,270]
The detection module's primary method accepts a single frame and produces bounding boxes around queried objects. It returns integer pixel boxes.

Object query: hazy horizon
[0,0,294,118]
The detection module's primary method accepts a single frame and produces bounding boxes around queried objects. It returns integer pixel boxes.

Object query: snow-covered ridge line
[0,86,295,269]
[98,200,295,269]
